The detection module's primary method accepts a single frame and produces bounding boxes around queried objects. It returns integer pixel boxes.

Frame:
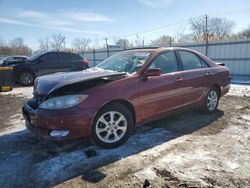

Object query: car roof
[43,50,77,54]
[125,47,197,53]
[6,55,27,58]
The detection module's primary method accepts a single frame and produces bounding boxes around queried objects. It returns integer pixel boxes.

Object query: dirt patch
[0,93,26,131]
[0,86,32,133]
[0,85,250,187]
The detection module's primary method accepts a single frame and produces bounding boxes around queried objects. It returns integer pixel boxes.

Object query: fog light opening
[50,130,70,137]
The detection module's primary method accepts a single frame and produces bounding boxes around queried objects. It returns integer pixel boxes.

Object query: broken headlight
[39,95,88,109]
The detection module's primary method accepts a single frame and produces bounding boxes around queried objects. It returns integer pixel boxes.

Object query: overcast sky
[0,0,250,49]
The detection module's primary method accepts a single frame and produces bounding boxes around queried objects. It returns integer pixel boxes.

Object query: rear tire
[204,87,219,113]
[91,103,134,148]
[18,71,35,86]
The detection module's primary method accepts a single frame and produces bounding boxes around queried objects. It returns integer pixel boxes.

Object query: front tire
[18,71,35,86]
[204,87,219,113]
[91,103,134,148]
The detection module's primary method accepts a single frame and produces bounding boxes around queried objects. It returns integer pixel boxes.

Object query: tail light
[82,58,89,65]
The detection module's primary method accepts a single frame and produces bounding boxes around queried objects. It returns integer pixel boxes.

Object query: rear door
[139,51,186,121]
[177,50,213,105]
[57,52,73,72]
[36,52,58,76]
[70,53,85,70]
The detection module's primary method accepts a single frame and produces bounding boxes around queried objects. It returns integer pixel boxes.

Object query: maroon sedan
[22,47,230,148]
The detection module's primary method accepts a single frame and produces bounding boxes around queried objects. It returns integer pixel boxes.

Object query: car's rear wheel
[18,71,35,86]
[91,103,134,148]
[204,87,219,113]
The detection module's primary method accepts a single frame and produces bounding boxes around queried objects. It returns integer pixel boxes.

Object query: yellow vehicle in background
[0,67,13,92]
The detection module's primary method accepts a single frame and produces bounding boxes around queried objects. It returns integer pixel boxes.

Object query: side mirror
[142,68,161,80]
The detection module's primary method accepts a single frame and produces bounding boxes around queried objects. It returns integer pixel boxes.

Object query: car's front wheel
[91,103,134,148]
[18,71,35,86]
[204,87,219,113]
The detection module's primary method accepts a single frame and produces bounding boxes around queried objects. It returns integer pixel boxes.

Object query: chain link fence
[82,39,250,81]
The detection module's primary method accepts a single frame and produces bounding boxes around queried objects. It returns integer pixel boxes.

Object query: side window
[71,54,82,61]
[178,51,203,70]
[200,59,209,68]
[149,51,178,74]
[58,53,72,62]
[42,53,57,62]
[7,57,14,61]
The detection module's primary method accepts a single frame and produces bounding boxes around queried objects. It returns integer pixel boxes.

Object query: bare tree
[238,26,250,39]
[9,37,32,55]
[151,35,173,46]
[93,36,100,49]
[190,16,235,41]
[134,35,144,46]
[50,33,66,50]
[0,37,6,47]
[38,36,50,52]
[72,37,91,52]
[115,39,130,48]
[10,37,24,49]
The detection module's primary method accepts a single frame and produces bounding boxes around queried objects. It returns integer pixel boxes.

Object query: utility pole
[123,41,126,50]
[205,14,208,56]
[104,38,109,57]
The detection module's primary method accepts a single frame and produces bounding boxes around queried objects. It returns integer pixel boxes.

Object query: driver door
[138,51,186,121]
[36,52,58,76]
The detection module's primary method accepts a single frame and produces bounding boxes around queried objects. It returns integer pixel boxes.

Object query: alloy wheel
[207,90,218,111]
[20,72,34,85]
[95,111,128,144]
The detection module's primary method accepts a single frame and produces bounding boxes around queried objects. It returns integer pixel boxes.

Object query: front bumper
[22,100,97,141]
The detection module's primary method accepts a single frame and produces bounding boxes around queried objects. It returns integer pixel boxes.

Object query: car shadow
[0,109,224,187]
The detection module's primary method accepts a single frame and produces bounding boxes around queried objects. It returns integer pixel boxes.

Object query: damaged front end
[31,70,126,108]
[22,69,126,140]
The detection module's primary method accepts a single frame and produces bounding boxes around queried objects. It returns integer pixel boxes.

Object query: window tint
[200,59,209,68]
[71,53,82,61]
[7,57,14,61]
[179,51,203,70]
[149,51,178,74]
[42,53,57,62]
[58,53,72,61]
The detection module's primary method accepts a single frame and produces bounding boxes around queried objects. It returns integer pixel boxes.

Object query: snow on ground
[35,128,175,186]
[227,84,250,97]
[1,86,33,98]
[0,84,250,187]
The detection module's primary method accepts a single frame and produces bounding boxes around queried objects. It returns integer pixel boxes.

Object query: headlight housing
[39,95,88,110]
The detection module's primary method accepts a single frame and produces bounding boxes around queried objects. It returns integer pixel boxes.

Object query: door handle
[176,77,183,82]
[206,72,212,76]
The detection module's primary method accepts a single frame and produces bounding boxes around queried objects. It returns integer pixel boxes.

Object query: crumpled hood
[34,68,126,95]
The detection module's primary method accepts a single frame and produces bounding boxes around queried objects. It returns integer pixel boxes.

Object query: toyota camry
[22,47,230,148]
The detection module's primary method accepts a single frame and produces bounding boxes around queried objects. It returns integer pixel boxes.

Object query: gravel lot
[0,85,249,187]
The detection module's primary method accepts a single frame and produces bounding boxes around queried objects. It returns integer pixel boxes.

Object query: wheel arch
[17,69,36,78]
[96,99,136,128]
[212,84,221,98]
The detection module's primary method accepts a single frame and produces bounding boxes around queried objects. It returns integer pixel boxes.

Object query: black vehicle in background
[9,51,89,86]
[0,56,28,66]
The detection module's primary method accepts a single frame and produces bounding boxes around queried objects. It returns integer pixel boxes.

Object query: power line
[124,19,190,38]
[119,8,250,39]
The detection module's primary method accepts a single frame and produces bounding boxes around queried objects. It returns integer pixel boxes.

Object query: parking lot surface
[0,85,249,187]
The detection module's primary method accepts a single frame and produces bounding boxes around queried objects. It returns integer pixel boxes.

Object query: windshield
[96,51,152,73]
[27,52,43,61]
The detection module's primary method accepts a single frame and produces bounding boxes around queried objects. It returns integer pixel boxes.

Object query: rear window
[42,52,57,62]
[58,53,72,61]
[179,51,203,70]
[71,53,83,61]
